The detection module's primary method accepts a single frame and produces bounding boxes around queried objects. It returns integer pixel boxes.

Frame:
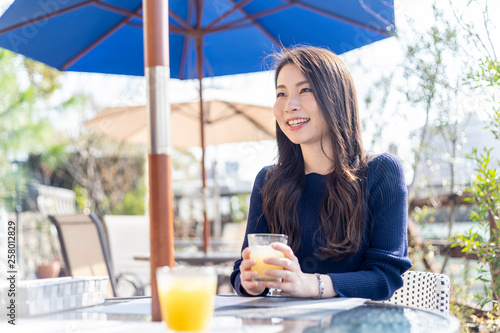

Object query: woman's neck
[301,143,334,175]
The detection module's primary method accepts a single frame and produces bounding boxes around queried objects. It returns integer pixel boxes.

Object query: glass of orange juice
[248,233,288,281]
[156,266,217,332]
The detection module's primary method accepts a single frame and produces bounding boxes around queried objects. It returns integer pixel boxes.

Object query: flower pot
[37,259,61,279]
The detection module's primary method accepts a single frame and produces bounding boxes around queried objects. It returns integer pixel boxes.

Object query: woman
[230,46,412,300]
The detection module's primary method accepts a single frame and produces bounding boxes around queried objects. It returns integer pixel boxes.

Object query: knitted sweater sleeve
[230,166,271,296]
[328,153,412,301]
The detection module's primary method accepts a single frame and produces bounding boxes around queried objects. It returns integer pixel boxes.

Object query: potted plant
[36,258,61,279]
[34,214,62,279]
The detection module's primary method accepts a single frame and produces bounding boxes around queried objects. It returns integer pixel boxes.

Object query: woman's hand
[261,242,318,298]
[239,247,267,296]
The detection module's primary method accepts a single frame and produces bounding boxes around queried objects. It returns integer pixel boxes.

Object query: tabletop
[3,295,460,333]
[134,251,241,266]
[174,238,239,249]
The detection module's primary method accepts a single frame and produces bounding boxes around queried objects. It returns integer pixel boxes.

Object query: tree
[54,128,147,221]
[0,49,74,210]
[452,0,500,314]
[0,51,148,220]
[397,2,478,273]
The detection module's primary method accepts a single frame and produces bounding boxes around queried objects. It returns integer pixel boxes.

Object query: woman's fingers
[240,260,257,283]
[240,247,258,281]
[251,244,312,297]
[240,247,256,275]
[240,247,267,295]
[239,244,308,297]
[262,278,298,295]
[262,267,290,280]
[263,257,294,270]
[241,247,252,259]
[242,280,261,289]
[240,258,256,270]
[271,242,297,261]
[261,272,307,297]
[240,269,258,281]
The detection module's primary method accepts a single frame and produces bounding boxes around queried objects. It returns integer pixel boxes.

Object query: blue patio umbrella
[0,0,395,318]
[0,0,395,77]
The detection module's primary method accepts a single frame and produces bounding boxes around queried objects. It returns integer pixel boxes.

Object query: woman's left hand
[261,242,318,298]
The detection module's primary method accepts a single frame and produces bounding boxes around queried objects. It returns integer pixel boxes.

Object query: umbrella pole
[196,34,210,254]
[143,0,174,322]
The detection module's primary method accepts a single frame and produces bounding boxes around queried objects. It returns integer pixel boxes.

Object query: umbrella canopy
[0,0,395,78]
[85,100,275,146]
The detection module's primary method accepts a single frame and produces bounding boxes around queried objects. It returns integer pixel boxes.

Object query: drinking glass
[247,233,288,281]
[156,266,217,332]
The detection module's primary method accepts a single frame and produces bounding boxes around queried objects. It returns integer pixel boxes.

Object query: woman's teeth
[288,119,310,127]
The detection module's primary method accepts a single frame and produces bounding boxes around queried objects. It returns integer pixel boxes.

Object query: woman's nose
[285,94,299,112]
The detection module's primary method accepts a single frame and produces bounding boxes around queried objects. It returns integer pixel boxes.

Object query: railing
[426,239,478,260]
[27,183,77,216]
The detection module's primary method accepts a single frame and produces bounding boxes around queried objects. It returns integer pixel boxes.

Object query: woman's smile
[286,117,310,130]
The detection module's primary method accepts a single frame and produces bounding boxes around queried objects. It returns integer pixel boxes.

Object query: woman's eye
[276,92,286,98]
[301,87,312,93]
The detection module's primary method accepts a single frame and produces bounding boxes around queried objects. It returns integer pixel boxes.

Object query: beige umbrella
[86,99,275,257]
[85,100,276,146]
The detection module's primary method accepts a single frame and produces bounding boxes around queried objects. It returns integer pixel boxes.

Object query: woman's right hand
[239,247,267,296]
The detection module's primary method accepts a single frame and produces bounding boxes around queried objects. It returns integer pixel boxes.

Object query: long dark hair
[261,46,367,260]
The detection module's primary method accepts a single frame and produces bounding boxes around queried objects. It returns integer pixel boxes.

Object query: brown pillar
[197,37,210,254]
[143,0,174,322]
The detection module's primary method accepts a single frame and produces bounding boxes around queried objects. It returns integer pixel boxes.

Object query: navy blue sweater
[230,153,412,301]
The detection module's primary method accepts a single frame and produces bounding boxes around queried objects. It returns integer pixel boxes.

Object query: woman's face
[274,64,330,148]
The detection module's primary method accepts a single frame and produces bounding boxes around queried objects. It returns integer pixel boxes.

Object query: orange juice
[250,245,285,281]
[157,267,217,332]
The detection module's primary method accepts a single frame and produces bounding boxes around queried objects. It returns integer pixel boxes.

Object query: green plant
[74,184,94,214]
[451,1,500,319]
[456,146,500,310]
[453,54,500,316]
[35,216,59,263]
[111,177,146,215]
[449,263,476,332]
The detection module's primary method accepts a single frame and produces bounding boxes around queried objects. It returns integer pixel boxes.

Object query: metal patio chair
[48,212,146,298]
[380,270,451,314]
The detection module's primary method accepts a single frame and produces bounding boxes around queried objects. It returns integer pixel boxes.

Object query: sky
[1,0,498,185]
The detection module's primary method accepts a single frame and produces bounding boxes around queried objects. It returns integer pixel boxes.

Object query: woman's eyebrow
[276,80,309,90]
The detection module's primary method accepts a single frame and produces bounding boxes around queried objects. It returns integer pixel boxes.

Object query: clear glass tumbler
[156,266,217,332]
[247,233,288,282]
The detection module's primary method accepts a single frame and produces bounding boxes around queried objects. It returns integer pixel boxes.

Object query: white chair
[103,215,151,297]
[380,271,451,314]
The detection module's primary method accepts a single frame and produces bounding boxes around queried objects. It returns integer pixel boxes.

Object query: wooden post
[195,0,210,254]
[197,40,210,254]
[143,0,174,322]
